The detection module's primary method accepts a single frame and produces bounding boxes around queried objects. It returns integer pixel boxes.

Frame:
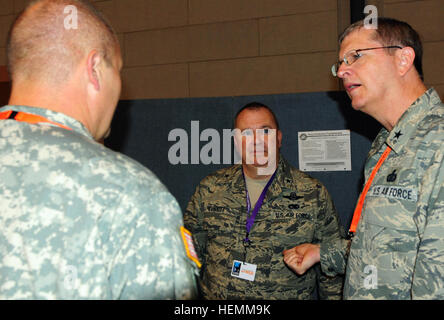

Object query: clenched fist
[283,243,321,275]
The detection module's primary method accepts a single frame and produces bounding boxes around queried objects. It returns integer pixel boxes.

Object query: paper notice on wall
[298,130,351,171]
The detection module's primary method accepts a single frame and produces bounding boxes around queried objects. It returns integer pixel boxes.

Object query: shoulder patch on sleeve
[180,226,202,268]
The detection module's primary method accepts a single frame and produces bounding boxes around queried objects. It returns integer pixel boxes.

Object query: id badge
[231,260,257,281]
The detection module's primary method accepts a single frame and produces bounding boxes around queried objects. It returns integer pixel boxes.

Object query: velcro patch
[368,185,417,202]
[180,226,202,268]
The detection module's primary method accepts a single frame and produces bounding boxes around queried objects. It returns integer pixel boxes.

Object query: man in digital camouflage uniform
[0,0,197,299]
[284,18,444,299]
[184,102,344,299]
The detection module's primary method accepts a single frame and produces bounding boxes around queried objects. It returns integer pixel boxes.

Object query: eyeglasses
[331,46,402,77]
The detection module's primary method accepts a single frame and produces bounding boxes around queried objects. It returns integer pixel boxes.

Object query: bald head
[7,0,119,85]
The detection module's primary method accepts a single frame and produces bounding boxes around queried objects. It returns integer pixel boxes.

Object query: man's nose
[337,62,351,79]
[254,130,266,143]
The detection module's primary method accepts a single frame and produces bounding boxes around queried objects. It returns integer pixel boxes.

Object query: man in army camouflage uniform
[284,18,444,299]
[0,0,197,299]
[184,102,344,299]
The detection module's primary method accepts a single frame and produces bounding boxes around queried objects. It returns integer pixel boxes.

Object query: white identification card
[231,260,257,281]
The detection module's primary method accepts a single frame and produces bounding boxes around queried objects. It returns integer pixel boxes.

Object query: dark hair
[234,102,280,130]
[339,17,423,81]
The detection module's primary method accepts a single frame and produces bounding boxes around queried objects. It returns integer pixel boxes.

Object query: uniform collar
[0,105,94,140]
[373,88,442,155]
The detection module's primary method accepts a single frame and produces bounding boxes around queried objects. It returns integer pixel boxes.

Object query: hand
[283,243,321,275]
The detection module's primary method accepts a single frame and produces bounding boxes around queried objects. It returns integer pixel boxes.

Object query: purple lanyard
[242,169,277,244]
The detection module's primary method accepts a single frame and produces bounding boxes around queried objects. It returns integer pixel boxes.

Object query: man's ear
[233,128,240,147]
[277,129,283,149]
[233,128,243,153]
[86,50,102,91]
[397,46,415,77]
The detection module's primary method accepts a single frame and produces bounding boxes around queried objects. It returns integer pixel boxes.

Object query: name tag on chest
[231,260,257,281]
[369,185,417,202]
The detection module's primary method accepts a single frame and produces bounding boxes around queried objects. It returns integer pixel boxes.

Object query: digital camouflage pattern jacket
[0,105,197,299]
[185,156,344,300]
[321,88,444,299]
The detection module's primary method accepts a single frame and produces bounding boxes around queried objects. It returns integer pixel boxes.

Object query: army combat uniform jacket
[0,105,197,299]
[321,88,444,299]
[185,156,343,299]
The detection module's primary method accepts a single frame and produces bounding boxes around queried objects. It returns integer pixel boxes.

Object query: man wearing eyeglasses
[284,18,444,299]
[184,102,344,299]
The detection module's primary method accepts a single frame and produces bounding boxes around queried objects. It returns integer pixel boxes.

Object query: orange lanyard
[0,110,72,131]
[348,145,391,237]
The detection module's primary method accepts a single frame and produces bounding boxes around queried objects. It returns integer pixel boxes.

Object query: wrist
[314,243,321,262]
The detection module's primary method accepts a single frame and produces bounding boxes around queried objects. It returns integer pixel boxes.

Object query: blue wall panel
[106,91,381,229]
